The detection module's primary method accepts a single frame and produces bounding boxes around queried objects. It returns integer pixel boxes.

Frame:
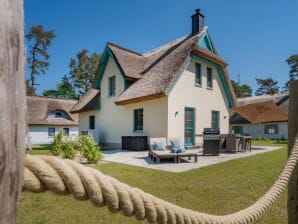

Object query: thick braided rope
[23,139,298,224]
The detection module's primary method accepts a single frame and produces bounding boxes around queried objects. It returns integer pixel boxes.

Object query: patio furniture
[122,136,148,151]
[177,151,198,163]
[148,137,198,163]
[226,134,242,153]
[241,135,252,152]
[149,150,178,163]
[149,138,177,163]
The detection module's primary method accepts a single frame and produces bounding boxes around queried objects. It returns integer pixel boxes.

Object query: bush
[51,130,76,159]
[61,141,76,159]
[52,131,63,156]
[78,134,102,163]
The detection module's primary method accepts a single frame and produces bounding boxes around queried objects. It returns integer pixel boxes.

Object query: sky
[24,0,298,95]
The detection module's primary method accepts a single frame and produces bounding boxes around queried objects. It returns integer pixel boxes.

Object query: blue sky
[24,0,298,95]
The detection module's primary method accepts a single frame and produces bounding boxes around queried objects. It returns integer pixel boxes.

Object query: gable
[95,46,125,89]
[191,54,234,107]
[198,31,214,52]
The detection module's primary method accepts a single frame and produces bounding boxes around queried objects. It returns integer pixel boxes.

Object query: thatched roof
[72,26,236,110]
[230,93,289,124]
[70,88,100,114]
[27,96,79,126]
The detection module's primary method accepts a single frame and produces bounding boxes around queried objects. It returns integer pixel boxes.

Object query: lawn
[26,144,53,155]
[18,144,288,224]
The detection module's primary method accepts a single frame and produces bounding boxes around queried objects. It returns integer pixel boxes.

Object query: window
[108,76,116,96]
[48,127,55,137]
[232,126,243,134]
[264,124,278,134]
[89,115,95,130]
[50,110,68,119]
[207,67,213,88]
[80,131,88,135]
[63,128,69,136]
[211,110,219,128]
[134,109,143,131]
[195,63,202,85]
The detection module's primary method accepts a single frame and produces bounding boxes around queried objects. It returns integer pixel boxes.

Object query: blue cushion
[153,141,166,151]
[170,138,184,149]
[171,148,185,153]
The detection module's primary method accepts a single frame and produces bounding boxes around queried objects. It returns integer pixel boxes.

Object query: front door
[184,107,195,146]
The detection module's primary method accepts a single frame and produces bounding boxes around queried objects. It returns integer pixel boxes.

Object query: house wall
[168,58,230,146]
[230,122,288,140]
[79,57,168,148]
[28,125,78,144]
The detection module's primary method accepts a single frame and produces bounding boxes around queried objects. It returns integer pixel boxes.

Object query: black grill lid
[203,128,220,134]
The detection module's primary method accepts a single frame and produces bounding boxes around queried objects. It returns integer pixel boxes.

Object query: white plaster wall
[230,122,288,140]
[79,57,168,146]
[28,126,78,144]
[168,58,230,145]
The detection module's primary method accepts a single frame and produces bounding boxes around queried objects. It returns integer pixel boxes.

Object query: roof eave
[115,92,166,105]
[191,49,228,68]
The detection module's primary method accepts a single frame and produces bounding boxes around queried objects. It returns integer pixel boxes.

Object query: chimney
[191,9,205,34]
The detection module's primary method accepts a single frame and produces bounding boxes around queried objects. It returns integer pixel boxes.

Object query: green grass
[252,139,288,147]
[26,144,53,155]
[18,144,288,224]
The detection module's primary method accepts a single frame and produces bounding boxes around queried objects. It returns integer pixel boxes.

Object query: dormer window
[50,110,68,119]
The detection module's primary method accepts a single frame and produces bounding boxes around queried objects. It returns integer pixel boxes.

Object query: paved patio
[101,146,283,173]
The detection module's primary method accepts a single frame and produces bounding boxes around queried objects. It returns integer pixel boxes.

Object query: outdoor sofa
[149,138,199,164]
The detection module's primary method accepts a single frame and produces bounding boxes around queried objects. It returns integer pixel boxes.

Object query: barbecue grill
[203,128,221,155]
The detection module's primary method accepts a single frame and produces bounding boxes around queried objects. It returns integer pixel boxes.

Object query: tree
[283,54,298,92]
[69,50,100,96]
[26,25,55,94]
[43,75,78,99]
[255,78,279,96]
[25,80,36,96]
[286,54,298,80]
[231,80,252,98]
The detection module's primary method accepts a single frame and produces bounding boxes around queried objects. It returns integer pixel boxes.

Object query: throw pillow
[154,141,166,151]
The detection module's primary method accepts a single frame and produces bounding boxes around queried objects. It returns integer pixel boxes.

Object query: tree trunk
[288,80,298,223]
[0,0,26,223]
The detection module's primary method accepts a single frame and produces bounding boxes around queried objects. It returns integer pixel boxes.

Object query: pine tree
[26,25,55,95]
[255,78,279,96]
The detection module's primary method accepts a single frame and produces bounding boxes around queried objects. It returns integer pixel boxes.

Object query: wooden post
[288,80,298,223]
[0,1,26,223]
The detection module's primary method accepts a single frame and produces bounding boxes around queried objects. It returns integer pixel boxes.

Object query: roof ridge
[27,95,78,102]
[237,92,289,101]
[142,26,208,57]
[107,42,143,57]
[142,35,189,57]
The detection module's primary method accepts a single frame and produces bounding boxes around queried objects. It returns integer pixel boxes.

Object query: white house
[27,96,79,145]
[70,9,237,149]
[230,93,289,140]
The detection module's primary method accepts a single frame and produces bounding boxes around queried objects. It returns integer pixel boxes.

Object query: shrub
[52,131,63,156]
[60,141,76,159]
[78,134,102,163]
[51,130,76,159]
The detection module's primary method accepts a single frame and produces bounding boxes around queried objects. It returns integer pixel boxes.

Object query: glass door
[184,107,195,146]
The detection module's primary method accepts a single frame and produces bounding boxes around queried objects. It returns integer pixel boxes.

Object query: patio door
[184,107,195,146]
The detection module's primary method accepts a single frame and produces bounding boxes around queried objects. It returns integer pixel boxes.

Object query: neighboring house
[27,96,79,144]
[70,9,236,149]
[230,93,289,140]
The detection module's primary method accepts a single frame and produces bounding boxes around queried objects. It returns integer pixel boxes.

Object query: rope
[23,139,298,224]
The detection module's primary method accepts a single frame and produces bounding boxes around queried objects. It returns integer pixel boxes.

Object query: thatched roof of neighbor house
[27,96,79,126]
